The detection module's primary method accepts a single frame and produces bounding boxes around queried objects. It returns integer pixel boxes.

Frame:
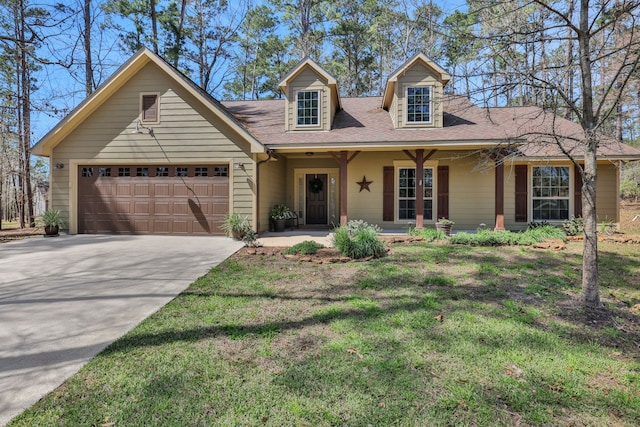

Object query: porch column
[340,151,348,226]
[329,150,360,226]
[415,149,425,228]
[494,159,505,230]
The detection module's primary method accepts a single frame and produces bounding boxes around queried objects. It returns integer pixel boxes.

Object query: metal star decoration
[356,176,373,192]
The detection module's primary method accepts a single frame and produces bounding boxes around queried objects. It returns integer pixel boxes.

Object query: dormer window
[296,90,319,126]
[140,93,160,123]
[406,86,431,124]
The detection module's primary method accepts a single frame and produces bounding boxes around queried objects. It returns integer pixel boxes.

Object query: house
[32,48,640,235]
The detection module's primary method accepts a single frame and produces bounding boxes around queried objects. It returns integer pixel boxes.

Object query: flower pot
[274,219,286,232]
[231,229,245,240]
[436,222,453,236]
[44,225,59,237]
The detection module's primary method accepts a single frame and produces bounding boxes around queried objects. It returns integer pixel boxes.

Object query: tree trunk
[578,0,600,308]
[84,0,93,96]
[150,0,158,54]
[581,142,599,307]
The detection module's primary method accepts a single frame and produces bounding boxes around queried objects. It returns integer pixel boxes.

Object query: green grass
[9,241,640,426]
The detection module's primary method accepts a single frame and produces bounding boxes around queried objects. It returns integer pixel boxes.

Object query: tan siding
[259,159,287,232]
[51,61,255,233]
[346,151,495,230]
[393,63,444,128]
[596,162,619,222]
[286,67,329,131]
[446,154,495,229]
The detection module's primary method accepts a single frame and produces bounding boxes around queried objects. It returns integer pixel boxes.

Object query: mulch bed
[0,227,43,243]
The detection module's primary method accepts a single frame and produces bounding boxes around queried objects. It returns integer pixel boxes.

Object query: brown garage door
[78,165,229,235]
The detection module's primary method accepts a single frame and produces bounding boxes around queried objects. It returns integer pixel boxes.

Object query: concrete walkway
[0,235,243,426]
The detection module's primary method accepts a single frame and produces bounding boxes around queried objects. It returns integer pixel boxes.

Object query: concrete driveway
[0,234,243,426]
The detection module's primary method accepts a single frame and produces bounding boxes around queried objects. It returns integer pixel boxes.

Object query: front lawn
[10,241,640,426]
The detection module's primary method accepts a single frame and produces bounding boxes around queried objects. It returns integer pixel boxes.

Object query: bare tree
[470,0,640,308]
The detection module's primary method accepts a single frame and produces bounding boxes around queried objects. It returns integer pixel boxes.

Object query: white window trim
[393,160,438,223]
[295,89,321,129]
[530,165,572,222]
[403,85,433,126]
[140,92,161,124]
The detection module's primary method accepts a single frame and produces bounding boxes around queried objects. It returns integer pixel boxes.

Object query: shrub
[242,229,260,248]
[284,240,324,255]
[408,227,447,241]
[561,216,584,236]
[333,220,386,259]
[449,226,566,246]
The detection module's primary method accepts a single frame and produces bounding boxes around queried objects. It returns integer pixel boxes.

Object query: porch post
[415,149,424,228]
[494,159,505,230]
[340,151,348,226]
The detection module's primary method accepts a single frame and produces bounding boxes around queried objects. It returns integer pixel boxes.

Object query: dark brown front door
[306,174,327,225]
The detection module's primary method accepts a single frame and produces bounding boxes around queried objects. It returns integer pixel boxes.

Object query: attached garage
[77,165,229,235]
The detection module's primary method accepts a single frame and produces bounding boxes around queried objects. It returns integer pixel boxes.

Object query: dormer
[382,53,450,129]
[279,58,341,132]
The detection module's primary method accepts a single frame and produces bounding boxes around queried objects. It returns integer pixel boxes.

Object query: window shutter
[437,166,449,219]
[142,94,158,122]
[515,165,528,222]
[574,167,583,218]
[383,166,394,221]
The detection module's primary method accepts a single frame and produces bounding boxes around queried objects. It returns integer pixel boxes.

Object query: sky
[29,0,469,144]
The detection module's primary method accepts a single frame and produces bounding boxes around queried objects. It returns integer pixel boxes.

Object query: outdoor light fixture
[234,162,245,170]
[305,152,314,156]
[55,163,64,169]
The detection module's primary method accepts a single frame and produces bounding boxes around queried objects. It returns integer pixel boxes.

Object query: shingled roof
[222,95,640,159]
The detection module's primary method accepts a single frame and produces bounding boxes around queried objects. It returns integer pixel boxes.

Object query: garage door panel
[116,183,132,196]
[171,221,189,234]
[172,184,189,197]
[154,184,171,197]
[173,202,190,215]
[78,165,229,235]
[134,184,150,197]
[134,201,150,214]
[154,202,170,215]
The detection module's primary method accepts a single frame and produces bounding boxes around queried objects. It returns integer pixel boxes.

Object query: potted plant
[435,218,455,236]
[271,204,290,232]
[42,209,66,237]
[220,213,250,240]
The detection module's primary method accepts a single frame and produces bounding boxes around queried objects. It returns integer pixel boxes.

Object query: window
[406,86,431,123]
[175,167,188,177]
[194,167,208,177]
[532,166,570,220]
[296,90,319,126]
[141,93,159,123]
[398,167,433,220]
[213,166,228,177]
[98,167,111,177]
[156,167,169,177]
[81,167,93,177]
[136,167,149,177]
[118,167,131,177]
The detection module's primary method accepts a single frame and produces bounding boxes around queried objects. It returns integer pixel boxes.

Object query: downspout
[255,150,276,233]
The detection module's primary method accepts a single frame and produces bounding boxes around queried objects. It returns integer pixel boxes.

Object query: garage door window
[175,167,188,177]
[195,167,208,177]
[137,167,149,177]
[118,167,130,176]
[81,167,93,177]
[156,167,169,177]
[214,166,228,177]
[99,167,111,177]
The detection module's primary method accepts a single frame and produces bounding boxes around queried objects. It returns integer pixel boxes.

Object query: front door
[306,174,327,224]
